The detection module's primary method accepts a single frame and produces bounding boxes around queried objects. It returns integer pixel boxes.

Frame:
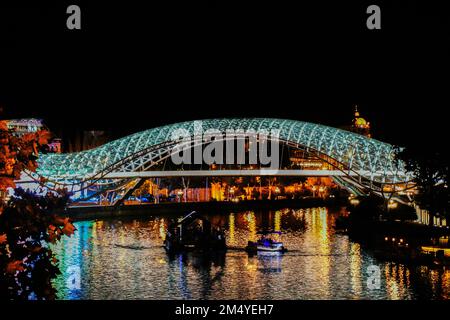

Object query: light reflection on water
[52,207,450,300]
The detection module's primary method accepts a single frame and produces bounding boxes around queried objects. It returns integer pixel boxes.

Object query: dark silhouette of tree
[397,146,449,226]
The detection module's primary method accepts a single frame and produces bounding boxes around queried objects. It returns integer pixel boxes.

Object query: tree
[0,119,75,299]
[349,193,384,221]
[397,146,449,226]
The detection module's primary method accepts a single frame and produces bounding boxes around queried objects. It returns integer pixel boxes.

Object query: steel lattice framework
[36,118,408,188]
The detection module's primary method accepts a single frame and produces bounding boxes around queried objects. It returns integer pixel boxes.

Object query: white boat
[246,231,287,253]
[257,240,285,252]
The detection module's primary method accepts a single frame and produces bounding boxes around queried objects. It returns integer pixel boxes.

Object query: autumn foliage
[0,119,75,299]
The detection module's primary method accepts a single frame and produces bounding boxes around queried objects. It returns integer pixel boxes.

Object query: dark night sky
[0,1,449,150]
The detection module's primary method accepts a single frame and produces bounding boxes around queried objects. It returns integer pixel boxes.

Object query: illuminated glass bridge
[21,118,411,205]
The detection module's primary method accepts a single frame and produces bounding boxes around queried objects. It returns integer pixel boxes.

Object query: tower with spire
[352,105,371,137]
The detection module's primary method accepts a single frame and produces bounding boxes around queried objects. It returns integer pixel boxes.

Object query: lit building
[211,182,226,201]
[47,138,62,153]
[351,106,371,137]
[182,188,211,202]
[5,118,62,153]
[5,118,44,136]
[289,149,334,169]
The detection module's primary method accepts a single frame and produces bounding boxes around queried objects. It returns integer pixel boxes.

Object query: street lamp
[388,199,398,209]
[177,190,183,203]
[274,186,281,199]
[318,186,325,198]
[229,187,235,201]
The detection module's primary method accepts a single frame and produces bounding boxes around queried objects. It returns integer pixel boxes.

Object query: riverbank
[348,219,450,243]
[345,218,450,266]
[63,197,339,221]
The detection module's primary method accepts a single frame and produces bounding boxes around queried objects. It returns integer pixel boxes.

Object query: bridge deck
[18,169,398,185]
[101,169,369,179]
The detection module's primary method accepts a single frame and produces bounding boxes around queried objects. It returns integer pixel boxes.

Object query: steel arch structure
[35,118,409,192]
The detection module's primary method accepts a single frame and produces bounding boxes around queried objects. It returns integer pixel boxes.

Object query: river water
[52,207,449,300]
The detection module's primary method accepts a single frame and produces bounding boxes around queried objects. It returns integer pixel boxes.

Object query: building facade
[5,118,62,153]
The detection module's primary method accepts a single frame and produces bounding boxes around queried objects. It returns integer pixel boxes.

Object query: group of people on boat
[164,212,226,252]
[163,211,287,254]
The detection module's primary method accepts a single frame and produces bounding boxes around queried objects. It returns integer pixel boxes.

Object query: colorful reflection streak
[52,208,450,300]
